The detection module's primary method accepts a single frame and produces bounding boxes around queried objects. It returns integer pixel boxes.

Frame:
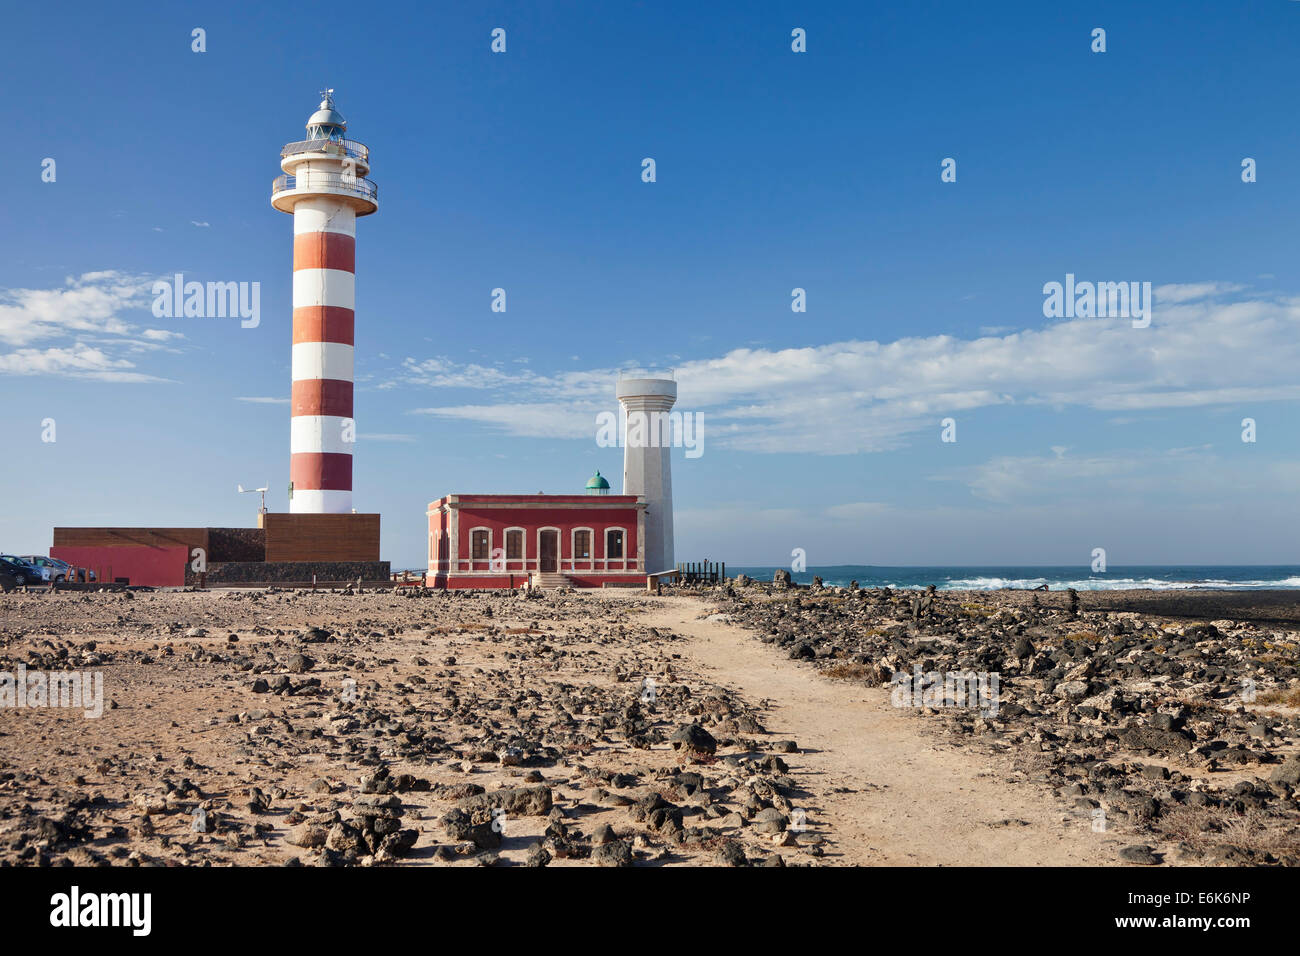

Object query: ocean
[726,566,1300,592]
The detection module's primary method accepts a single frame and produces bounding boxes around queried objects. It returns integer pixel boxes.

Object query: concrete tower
[271,91,378,513]
[616,376,676,573]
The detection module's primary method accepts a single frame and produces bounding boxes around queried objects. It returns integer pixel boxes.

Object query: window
[574,530,591,559]
[471,530,490,560]
[607,529,624,559]
[506,529,523,560]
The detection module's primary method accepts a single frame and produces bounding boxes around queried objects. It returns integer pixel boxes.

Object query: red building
[426,476,646,588]
[50,515,385,587]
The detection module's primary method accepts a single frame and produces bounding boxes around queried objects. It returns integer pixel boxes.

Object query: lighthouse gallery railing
[280,138,370,164]
[272,173,378,202]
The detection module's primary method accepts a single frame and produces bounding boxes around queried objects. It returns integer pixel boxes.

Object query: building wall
[429,505,451,570]
[426,495,644,586]
[50,517,378,585]
[431,573,645,590]
[52,527,209,552]
[262,512,380,562]
[451,505,639,573]
[50,544,189,587]
[51,527,207,587]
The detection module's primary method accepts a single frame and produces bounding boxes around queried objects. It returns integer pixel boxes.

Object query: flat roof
[428,493,642,508]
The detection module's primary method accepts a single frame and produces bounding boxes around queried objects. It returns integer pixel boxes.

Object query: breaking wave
[729,567,1300,592]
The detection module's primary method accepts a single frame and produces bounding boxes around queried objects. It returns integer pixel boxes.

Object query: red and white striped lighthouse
[271,91,378,513]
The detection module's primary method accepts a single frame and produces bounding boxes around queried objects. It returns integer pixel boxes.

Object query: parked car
[20,555,69,582]
[45,557,95,583]
[0,556,42,586]
[32,556,95,583]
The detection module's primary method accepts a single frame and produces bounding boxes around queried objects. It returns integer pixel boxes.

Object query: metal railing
[281,138,370,163]
[272,173,378,202]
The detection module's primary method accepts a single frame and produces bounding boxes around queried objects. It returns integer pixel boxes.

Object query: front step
[530,572,571,589]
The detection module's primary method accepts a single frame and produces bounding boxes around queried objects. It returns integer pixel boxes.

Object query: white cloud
[0,272,189,382]
[235,396,289,404]
[409,402,597,439]
[0,271,151,347]
[393,357,531,390]
[0,343,170,382]
[391,283,1300,455]
[1153,281,1243,304]
[949,452,1138,503]
[936,444,1300,505]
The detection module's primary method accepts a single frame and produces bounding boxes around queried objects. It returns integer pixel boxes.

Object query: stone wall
[207,527,266,563]
[200,560,390,585]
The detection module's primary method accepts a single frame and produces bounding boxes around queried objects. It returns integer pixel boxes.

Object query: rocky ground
[4,580,1297,868]
[0,586,820,867]
[707,578,1300,866]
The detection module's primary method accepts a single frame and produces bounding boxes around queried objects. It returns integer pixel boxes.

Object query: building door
[540,530,558,572]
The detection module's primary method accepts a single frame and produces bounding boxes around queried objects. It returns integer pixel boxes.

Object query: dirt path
[643,595,1122,865]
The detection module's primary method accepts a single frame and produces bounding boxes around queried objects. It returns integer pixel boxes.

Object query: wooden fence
[676,559,725,585]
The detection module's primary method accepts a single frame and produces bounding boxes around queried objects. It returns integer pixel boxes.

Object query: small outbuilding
[426,479,646,589]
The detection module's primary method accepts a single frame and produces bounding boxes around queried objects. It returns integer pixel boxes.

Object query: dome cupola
[306,89,347,141]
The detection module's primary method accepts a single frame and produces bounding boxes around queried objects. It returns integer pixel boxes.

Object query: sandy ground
[3,584,1295,866]
[645,595,1118,865]
[0,587,826,866]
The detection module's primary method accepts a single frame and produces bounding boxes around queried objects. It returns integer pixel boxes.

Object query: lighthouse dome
[306,90,347,139]
[586,471,611,494]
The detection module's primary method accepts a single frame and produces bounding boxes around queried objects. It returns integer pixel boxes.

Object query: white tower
[616,376,676,573]
[271,91,378,513]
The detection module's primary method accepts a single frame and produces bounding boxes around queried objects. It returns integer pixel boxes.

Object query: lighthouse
[271,91,378,513]
[616,376,677,573]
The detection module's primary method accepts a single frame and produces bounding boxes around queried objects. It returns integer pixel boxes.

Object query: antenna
[238,483,270,516]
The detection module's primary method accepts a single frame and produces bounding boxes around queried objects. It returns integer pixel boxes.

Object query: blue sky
[6,0,1300,569]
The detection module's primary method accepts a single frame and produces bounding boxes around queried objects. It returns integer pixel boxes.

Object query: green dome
[586,470,611,493]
